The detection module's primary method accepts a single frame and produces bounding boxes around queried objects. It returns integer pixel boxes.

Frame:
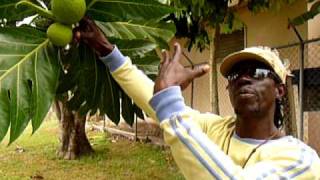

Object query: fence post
[289,22,305,140]
[286,76,298,137]
[299,44,305,140]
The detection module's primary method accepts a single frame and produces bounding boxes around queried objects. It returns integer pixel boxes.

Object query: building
[173,0,320,152]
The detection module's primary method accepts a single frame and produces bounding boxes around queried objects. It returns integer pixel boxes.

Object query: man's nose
[233,75,253,88]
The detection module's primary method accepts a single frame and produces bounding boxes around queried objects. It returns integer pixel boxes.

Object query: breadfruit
[51,0,86,25]
[47,23,73,47]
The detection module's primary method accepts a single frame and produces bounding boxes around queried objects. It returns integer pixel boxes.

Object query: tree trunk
[54,100,94,160]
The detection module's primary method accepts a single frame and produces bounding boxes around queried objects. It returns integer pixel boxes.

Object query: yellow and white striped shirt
[101,47,320,179]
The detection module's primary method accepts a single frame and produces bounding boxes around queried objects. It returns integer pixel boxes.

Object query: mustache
[230,78,257,96]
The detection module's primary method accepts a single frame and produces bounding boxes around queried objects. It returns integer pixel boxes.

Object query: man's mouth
[236,88,256,97]
[238,92,255,98]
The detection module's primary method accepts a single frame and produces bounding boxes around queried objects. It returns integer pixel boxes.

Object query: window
[292,68,320,111]
[216,29,245,63]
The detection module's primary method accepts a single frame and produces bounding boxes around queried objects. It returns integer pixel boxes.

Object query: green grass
[0,118,184,180]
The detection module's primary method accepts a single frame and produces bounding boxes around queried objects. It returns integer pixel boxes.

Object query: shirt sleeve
[100,46,156,121]
[149,85,320,179]
[99,47,220,129]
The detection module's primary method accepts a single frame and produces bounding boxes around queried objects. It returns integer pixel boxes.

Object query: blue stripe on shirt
[259,143,313,179]
[168,116,222,179]
[99,46,126,72]
[176,115,236,179]
[288,148,313,178]
[150,86,186,122]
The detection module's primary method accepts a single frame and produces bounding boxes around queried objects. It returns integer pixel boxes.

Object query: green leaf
[15,0,55,21]
[111,38,157,57]
[133,104,144,120]
[121,90,134,126]
[0,0,36,23]
[97,21,176,49]
[58,43,121,124]
[220,13,244,34]
[86,0,176,22]
[131,51,160,76]
[0,27,59,143]
[291,1,320,25]
[104,70,121,124]
[112,39,160,75]
[57,40,156,125]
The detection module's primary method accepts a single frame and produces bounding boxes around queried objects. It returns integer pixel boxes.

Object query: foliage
[165,0,298,51]
[247,0,297,12]
[0,27,59,144]
[291,0,320,25]
[165,0,230,51]
[0,0,38,23]
[0,0,176,143]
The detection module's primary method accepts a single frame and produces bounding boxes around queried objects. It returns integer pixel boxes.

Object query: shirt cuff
[149,86,186,122]
[99,46,126,72]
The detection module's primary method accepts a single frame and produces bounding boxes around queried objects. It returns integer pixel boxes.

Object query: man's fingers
[72,30,94,44]
[79,16,96,33]
[190,64,210,78]
[161,49,170,67]
[79,32,95,39]
[82,16,94,26]
[73,30,81,43]
[172,42,181,62]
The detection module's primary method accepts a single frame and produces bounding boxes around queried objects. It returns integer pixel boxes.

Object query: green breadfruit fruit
[51,0,86,25]
[47,23,73,47]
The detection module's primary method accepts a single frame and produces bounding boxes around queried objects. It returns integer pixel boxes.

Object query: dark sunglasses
[227,68,281,82]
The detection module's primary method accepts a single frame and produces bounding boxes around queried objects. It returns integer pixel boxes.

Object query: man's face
[227,60,282,117]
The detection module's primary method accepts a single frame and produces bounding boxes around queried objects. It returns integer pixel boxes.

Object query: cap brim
[220,52,273,77]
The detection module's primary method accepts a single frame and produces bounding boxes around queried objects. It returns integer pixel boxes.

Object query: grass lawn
[0,116,184,180]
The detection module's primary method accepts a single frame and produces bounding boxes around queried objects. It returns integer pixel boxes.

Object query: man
[76,18,320,179]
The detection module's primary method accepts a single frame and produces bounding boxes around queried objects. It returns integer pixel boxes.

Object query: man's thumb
[192,64,210,78]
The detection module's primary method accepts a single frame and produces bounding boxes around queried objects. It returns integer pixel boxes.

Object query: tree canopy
[0,0,176,144]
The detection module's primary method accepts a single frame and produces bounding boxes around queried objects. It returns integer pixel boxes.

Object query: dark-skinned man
[75,18,320,179]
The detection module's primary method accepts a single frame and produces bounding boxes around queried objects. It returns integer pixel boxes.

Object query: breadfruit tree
[0,0,176,159]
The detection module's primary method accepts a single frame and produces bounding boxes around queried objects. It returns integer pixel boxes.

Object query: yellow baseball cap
[220,46,292,83]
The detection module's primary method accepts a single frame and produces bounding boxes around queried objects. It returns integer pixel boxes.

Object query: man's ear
[276,84,286,99]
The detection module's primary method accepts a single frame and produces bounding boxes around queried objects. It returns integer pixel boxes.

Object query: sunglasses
[227,68,280,82]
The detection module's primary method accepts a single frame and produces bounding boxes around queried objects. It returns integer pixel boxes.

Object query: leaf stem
[15,0,55,20]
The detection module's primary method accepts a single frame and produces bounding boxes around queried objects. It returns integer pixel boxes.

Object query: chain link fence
[274,38,320,153]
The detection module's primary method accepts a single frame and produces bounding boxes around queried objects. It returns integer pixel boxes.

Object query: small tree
[0,0,176,159]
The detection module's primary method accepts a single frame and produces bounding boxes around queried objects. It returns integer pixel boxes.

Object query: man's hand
[154,43,210,94]
[74,17,113,56]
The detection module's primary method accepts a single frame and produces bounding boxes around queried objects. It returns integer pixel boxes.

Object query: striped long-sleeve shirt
[100,46,320,179]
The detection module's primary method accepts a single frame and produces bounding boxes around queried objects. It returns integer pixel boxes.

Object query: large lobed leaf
[0,0,176,134]
[111,38,156,57]
[133,56,160,76]
[0,27,59,143]
[0,0,38,23]
[86,0,176,22]
[97,21,176,49]
[111,38,160,76]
